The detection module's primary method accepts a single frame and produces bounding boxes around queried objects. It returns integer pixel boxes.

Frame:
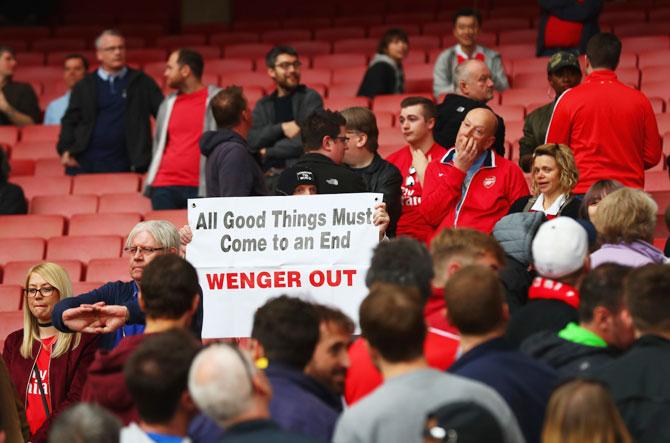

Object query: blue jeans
[150,186,199,210]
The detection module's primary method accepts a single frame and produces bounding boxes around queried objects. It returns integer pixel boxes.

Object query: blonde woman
[510,143,581,219]
[2,263,98,443]
[542,379,632,443]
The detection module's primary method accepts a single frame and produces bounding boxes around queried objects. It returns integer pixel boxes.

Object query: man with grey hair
[433,59,505,156]
[48,403,121,443]
[189,344,321,442]
[57,29,163,175]
[52,220,202,350]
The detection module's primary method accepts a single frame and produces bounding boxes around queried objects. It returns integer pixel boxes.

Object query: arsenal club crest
[482,176,496,189]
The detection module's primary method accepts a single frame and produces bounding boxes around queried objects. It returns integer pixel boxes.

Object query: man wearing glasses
[56,29,163,175]
[248,46,324,176]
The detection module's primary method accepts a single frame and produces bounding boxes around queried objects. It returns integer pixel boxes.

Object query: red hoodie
[546,70,661,193]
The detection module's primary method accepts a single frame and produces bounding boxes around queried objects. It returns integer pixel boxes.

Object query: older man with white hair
[189,344,321,443]
[51,220,202,349]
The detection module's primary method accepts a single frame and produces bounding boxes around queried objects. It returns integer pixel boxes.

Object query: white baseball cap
[532,217,588,279]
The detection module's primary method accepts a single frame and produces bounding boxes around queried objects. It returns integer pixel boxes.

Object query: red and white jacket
[421,148,529,236]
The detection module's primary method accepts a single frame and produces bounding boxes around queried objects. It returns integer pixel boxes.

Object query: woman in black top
[357,29,409,99]
[0,148,27,214]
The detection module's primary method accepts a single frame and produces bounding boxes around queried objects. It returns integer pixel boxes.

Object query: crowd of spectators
[0,5,670,443]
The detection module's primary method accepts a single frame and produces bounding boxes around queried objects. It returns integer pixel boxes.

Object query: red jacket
[81,334,146,424]
[421,148,529,236]
[2,330,99,443]
[545,70,661,193]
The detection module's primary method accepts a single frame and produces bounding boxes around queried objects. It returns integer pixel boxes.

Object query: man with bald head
[422,107,528,236]
[434,59,505,157]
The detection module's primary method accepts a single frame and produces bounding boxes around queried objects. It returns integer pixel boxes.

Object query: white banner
[186,193,382,338]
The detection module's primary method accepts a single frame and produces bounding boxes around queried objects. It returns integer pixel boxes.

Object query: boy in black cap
[277,168,318,195]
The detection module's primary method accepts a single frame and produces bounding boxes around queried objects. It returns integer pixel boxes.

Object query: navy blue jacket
[265,363,339,442]
[52,280,203,350]
[449,337,558,443]
[222,419,322,443]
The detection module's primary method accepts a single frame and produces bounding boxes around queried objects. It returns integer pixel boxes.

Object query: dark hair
[400,96,436,120]
[139,255,199,319]
[341,106,379,152]
[251,295,320,370]
[377,28,409,54]
[578,263,631,322]
[124,329,201,423]
[579,179,623,220]
[586,33,621,70]
[64,53,89,70]
[365,237,434,301]
[211,85,247,129]
[265,45,299,68]
[0,46,15,57]
[314,304,355,334]
[360,283,426,362]
[452,8,482,27]
[0,147,9,184]
[444,265,506,334]
[624,264,670,333]
[177,48,204,79]
[301,109,346,151]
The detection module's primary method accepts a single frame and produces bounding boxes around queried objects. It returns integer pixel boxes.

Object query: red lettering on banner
[207,273,225,290]
[258,272,271,288]
[205,270,357,291]
[287,271,301,287]
[227,273,239,289]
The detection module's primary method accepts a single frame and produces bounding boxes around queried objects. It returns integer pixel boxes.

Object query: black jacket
[0,182,27,215]
[521,330,620,377]
[434,94,506,157]
[357,56,403,98]
[56,68,163,171]
[509,194,582,220]
[221,419,322,443]
[349,153,402,237]
[506,299,578,348]
[200,129,268,197]
[277,153,367,195]
[537,0,603,56]
[594,335,670,443]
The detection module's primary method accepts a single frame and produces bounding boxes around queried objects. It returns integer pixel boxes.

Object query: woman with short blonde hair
[2,263,99,442]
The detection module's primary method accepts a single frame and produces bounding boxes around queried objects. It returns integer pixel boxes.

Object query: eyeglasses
[24,286,56,298]
[274,61,302,70]
[99,45,125,52]
[123,246,166,256]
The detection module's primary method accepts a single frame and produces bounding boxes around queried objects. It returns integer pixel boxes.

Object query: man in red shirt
[386,97,447,244]
[545,33,662,193]
[421,108,528,235]
[144,49,221,209]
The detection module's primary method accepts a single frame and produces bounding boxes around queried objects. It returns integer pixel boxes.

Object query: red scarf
[456,52,485,64]
[528,277,580,309]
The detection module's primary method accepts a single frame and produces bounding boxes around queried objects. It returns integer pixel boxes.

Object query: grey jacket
[433,45,509,97]
[144,85,221,196]
[247,85,323,162]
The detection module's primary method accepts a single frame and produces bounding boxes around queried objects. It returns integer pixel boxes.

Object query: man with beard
[248,46,324,173]
[144,49,221,209]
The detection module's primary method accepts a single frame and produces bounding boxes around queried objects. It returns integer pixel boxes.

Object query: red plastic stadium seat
[504,121,525,144]
[0,214,65,239]
[126,49,167,64]
[47,235,123,263]
[85,258,129,282]
[513,72,550,89]
[72,281,105,295]
[489,104,525,123]
[14,53,45,67]
[614,22,670,38]
[220,72,274,92]
[641,66,670,85]
[512,57,552,75]
[498,29,537,46]
[98,193,152,214]
[52,24,100,38]
[261,30,312,44]
[13,66,62,83]
[223,43,273,59]
[0,127,19,146]
[374,111,395,128]
[333,16,383,27]
[601,10,646,26]
[328,83,361,98]
[3,260,83,285]
[323,96,369,110]
[378,144,403,159]
[332,66,367,84]
[8,159,35,177]
[496,44,536,61]
[501,89,549,107]
[0,311,22,342]
[372,93,433,113]
[314,27,365,42]
[0,237,44,266]
[205,58,254,73]
[313,54,367,70]
[282,17,332,29]
[407,36,440,52]
[485,17,532,31]
[301,69,332,86]
[32,38,86,52]
[333,39,378,55]
[0,285,22,311]
[404,64,434,94]
[378,129,406,147]
[20,125,61,143]
[69,213,142,237]
[621,36,670,54]
[616,67,640,88]
[31,195,98,218]
[655,113,670,135]
[368,24,421,38]
[287,41,332,57]
[638,49,670,69]
[648,97,666,114]
[644,170,670,192]
[143,210,187,228]
[404,51,427,65]
[650,190,670,214]
[34,158,64,176]
[10,141,60,161]
[154,34,207,49]
[641,82,670,103]
[71,173,141,196]
[10,176,71,199]
[210,32,260,47]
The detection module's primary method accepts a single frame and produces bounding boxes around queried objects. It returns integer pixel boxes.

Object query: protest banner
[186,193,383,338]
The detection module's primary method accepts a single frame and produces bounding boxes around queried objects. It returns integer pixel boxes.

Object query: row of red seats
[0,255,126,285]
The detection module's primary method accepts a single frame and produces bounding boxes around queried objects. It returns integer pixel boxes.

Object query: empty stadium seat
[496,44,536,61]
[313,54,367,70]
[0,127,18,146]
[378,129,406,147]
[85,258,130,282]
[378,144,403,159]
[220,71,274,92]
[616,67,640,88]
[512,57,552,75]
[210,32,260,47]
[328,82,361,98]
[404,64,433,94]
[205,58,254,73]
[501,88,549,107]
[489,104,526,123]
[32,37,86,52]
[143,210,187,228]
[287,40,332,57]
[641,66,670,85]
[154,34,207,48]
[621,36,670,53]
[0,285,22,311]
[314,27,365,42]
[13,66,63,83]
[505,121,525,144]
[369,24,421,38]
[614,22,670,38]
[47,235,123,263]
[8,159,35,176]
[223,43,273,59]
[485,17,532,31]
[372,93,433,113]
[72,281,105,295]
[374,111,395,128]
[638,49,670,69]
[645,170,670,192]
[20,125,61,143]
[2,260,83,285]
[34,158,64,176]
[333,39,378,55]
[10,141,60,161]
[31,195,98,218]
[0,238,44,266]
[71,173,141,196]
[261,29,312,43]
[69,213,142,237]
[655,113,670,134]
[0,311,22,343]
[98,192,153,214]
[513,72,550,89]
[323,96,369,110]
[301,68,332,86]
[10,176,71,199]
[406,35,440,52]
[498,29,537,46]
[332,66,367,84]
[0,214,65,239]
[126,49,167,64]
